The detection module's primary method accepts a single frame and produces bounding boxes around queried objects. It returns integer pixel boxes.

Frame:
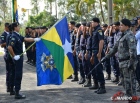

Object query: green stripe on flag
[42,39,64,81]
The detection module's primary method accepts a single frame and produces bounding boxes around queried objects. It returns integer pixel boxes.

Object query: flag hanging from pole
[12,0,18,22]
[36,17,74,86]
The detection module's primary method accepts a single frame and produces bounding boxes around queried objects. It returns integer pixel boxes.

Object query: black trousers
[4,53,10,88]
[14,56,23,91]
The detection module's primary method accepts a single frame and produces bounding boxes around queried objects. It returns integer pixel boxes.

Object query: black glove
[101,57,107,63]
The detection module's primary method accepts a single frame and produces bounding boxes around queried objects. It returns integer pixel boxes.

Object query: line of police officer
[69,17,140,102]
[25,26,48,66]
[69,18,106,94]
[0,22,41,99]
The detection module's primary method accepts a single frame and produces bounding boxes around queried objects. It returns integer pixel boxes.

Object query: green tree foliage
[0,0,11,34]
[113,0,139,21]
[27,11,57,27]
[31,0,41,15]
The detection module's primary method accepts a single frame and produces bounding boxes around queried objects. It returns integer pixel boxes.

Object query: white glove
[34,38,41,42]
[13,55,20,61]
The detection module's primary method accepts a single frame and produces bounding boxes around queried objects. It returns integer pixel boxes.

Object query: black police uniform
[83,33,92,87]
[0,31,10,92]
[90,25,106,93]
[108,33,120,82]
[70,30,78,81]
[8,31,25,96]
[103,35,111,80]
[75,31,85,84]
[79,34,86,81]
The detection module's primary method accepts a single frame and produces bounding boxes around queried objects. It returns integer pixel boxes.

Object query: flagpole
[12,0,15,22]
[20,10,71,56]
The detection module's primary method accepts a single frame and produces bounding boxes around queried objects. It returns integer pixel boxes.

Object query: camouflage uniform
[106,29,137,96]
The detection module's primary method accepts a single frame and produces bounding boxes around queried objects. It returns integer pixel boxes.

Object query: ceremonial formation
[0,0,140,103]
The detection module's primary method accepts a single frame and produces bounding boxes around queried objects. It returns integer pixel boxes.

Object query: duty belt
[119,56,130,62]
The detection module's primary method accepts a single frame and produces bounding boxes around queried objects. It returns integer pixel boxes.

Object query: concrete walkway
[0,52,139,103]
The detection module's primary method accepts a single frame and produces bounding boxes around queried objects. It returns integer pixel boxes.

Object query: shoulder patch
[98,30,102,35]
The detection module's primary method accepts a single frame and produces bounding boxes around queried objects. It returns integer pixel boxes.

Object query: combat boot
[71,75,79,82]
[117,78,123,86]
[96,84,106,94]
[78,78,85,84]
[111,76,119,82]
[10,86,15,95]
[105,74,111,80]
[89,80,99,90]
[15,91,26,99]
[83,79,91,87]
[7,86,10,92]
[68,75,72,79]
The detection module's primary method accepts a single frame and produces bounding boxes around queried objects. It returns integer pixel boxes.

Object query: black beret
[75,23,81,28]
[121,19,131,27]
[70,21,76,25]
[92,17,100,23]
[82,22,87,26]
[114,21,120,26]
[42,26,46,29]
[102,24,108,27]
[86,22,91,27]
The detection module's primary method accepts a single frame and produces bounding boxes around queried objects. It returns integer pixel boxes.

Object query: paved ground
[0,50,140,103]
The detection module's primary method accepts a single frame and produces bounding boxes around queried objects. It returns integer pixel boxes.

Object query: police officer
[6,24,15,95]
[113,22,122,86]
[102,24,111,80]
[83,22,92,87]
[135,17,140,92]
[89,18,106,94]
[69,21,79,82]
[0,23,10,92]
[75,23,86,84]
[107,24,120,83]
[78,22,87,84]
[25,27,30,63]
[102,19,137,102]
[8,22,41,99]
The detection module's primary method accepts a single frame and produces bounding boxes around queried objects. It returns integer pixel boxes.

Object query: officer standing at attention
[83,22,92,87]
[69,21,79,82]
[6,24,15,95]
[102,19,137,103]
[0,23,10,92]
[8,22,41,99]
[89,18,106,94]
[102,24,111,80]
[113,22,122,86]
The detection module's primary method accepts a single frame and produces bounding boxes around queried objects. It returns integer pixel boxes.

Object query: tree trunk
[99,0,105,23]
[55,0,57,19]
